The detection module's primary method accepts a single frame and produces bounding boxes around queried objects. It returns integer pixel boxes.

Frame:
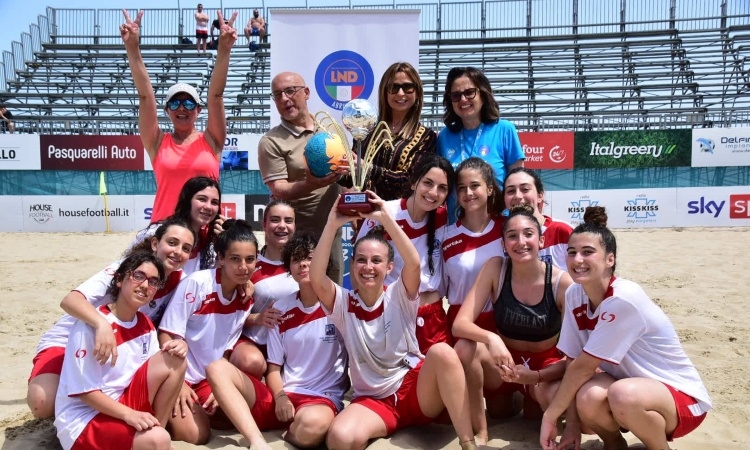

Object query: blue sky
[0,0,477,57]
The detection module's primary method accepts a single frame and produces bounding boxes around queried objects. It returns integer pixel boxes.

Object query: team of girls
[28,217,196,419]
[355,153,454,354]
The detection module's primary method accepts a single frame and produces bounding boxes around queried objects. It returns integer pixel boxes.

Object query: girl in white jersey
[443,157,504,337]
[54,251,187,450]
[311,191,481,450]
[453,205,573,444]
[540,206,712,450]
[207,233,348,449]
[356,154,454,355]
[158,219,258,445]
[503,167,573,270]
[27,217,195,420]
[230,199,298,378]
[135,176,223,276]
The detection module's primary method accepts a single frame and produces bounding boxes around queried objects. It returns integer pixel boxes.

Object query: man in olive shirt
[257,72,343,282]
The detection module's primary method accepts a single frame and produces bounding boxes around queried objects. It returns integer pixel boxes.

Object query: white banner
[677,186,750,226]
[22,196,137,232]
[269,9,421,127]
[691,127,750,167]
[0,196,24,231]
[136,195,247,230]
[0,134,42,170]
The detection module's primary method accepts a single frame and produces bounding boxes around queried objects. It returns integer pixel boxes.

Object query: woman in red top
[121,9,237,222]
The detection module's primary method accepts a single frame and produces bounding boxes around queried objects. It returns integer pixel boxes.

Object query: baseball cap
[165,83,202,106]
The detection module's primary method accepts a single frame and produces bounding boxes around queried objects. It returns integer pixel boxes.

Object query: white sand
[0,228,748,449]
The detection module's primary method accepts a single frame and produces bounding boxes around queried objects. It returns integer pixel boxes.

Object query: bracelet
[274,391,287,400]
[536,370,544,384]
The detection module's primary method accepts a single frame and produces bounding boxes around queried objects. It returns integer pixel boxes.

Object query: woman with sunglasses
[28,218,195,420]
[437,67,525,222]
[121,8,237,223]
[54,251,188,450]
[351,62,436,201]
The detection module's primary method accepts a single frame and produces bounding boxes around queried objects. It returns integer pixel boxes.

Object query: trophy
[312,99,394,216]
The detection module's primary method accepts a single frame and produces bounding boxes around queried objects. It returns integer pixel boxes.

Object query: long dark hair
[405,154,454,275]
[215,219,258,256]
[172,176,221,270]
[130,216,196,256]
[504,167,546,212]
[455,157,503,220]
[353,225,394,264]
[377,62,424,140]
[442,66,500,133]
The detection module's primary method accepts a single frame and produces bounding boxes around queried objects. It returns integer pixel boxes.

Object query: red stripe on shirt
[154,270,182,300]
[194,292,252,315]
[278,305,326,333]
[99,307,155,345]
[572,303,598,331]
[442,218,503,260]
[251,260,288,283]
[347,292,385,322]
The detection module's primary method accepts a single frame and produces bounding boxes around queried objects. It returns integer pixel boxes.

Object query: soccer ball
[304,131,347,178]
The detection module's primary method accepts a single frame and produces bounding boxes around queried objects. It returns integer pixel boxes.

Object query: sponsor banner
[136,195,246,229]
[691,127,750,167]
[518,132,575,169]
[270,9,420,127]
[223,134,263,171]
[677,186,750,226]
[0,134,42,170]
[574,129,692,168]
[244,194,272,230]
[0,196,24,231]
[550,188,676,229]
[22,196,137,232]
[40,135,146,170]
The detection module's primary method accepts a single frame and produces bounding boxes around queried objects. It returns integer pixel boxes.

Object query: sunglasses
[270,85,306,100]
[128,270,163,291]
[388,82,417,94]
[449,88,479,102]
[167,98,198,111]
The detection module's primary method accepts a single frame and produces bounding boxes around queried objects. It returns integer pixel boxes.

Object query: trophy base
[338,192,373,216]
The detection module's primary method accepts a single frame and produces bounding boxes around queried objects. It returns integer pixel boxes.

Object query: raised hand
[217,10,238,49]
[120,9,143,48]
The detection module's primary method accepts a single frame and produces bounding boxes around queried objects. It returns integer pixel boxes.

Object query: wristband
[536,370,544,384]
[274,391,287,400]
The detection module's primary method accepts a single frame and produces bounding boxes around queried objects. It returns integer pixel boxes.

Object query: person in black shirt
[0,106,14,133]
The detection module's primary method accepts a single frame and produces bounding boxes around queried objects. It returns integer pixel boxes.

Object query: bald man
[257,72,343,283]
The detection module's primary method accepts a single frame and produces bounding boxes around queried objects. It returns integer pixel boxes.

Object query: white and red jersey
[539,215,573,270]
[37,261,184,354]
[267,293,348,411]
[242,255,299,344]
[324,280,420,399]
[559,278,712,414]
[357,198,447,294]
[54,306,158,450]
[442,217,504,310]
[159,268,252,384]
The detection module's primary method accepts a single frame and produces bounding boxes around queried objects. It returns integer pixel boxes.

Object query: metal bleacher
[2,0,750,135]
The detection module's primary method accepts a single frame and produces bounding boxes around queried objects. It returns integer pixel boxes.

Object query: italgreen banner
[574,129,692,168]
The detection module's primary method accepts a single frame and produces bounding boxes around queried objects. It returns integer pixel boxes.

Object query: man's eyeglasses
[167,98,198,111]
[128,270,163,291]
[449,88,479,102]
[388,82,417,94]
[270,86,306,100]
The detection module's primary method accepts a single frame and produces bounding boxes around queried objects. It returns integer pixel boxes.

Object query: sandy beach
[1,228,748,449]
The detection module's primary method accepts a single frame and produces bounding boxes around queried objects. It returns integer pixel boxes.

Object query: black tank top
[493,261,561,342]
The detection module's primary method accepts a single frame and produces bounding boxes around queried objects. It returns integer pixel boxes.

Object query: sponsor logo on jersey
[600,311,616,323]
[186,292,196,303]
[75,348,87,358]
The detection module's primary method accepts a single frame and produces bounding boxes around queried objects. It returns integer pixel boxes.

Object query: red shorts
[72,360,152,450]
[664,383,707,440]
[352,361,440,435]
[29,346,65,381]
[446,304,498,339]
[416,301,452,355]
[247,376,338,430]
[233,336,268,357]
[188,379,213,406]
[487,346,563,398]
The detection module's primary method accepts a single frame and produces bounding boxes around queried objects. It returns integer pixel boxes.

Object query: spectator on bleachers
[437,67,525,223]
[0,106,14,134]
[121,9,237,224]
[210,17,229,49]
[195,3,209,54]
[244,9,266,49]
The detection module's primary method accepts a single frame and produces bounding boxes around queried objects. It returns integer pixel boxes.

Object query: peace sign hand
[216,10,238,49]
[120,9,143,48]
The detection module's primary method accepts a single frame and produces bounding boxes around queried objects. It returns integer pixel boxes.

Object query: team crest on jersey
[325,324,335,336]
[142,340,150,360]
[149,300,157,309]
